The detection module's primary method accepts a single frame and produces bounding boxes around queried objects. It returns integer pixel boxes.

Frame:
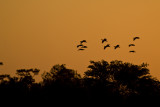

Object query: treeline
[0,60,160,106]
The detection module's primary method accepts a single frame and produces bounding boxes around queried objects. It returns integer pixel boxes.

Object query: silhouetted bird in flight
[77,44,83,48]
[78,48,85,51]
[104,44,110,50]
[77,40,88,51]
[101,38,107,43]
[0,62,3,65]
[77,46,87,51]
[114,45,120,49]
[81,46,87,48]
[80,40,87,44]
[133,37,140,41]
[129,44,135,47]
[129,50,136,53]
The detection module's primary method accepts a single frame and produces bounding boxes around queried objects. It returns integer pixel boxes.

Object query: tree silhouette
[84,60,121,105]
[84,60,160,105]
[16,68,40,85]
[42,64,81,85]
[0,74,10,83]
[0,60,159,106]
[41,64,83,105]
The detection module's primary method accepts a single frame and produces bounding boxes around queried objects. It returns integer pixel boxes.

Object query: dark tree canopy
[85,60,151,93]
[84,60,160,106]
[0,60,159,106]
[42,64,81,85]
[16,68,40,85]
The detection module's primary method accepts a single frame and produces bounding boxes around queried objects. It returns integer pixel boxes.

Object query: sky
[0,0,160,81]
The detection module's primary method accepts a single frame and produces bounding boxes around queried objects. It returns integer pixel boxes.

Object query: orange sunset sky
[0,0,160,81]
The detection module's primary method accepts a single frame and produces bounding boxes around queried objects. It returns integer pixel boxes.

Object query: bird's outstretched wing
[133,37,140,41]
[80,40,87,43]
[114,45,120,49]
[0,62,3,65]
[104,44,110,49]
[78,48,85,51]
[77,44,83,48]
[129,44,135,47]
[129,50,136,53]
[101,38,107,43]
[81,46,87,48]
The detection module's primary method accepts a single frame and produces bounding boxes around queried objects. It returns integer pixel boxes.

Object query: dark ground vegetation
[0,60,160,106]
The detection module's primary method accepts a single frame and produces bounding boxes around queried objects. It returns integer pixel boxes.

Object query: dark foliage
[0,60,160,106]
